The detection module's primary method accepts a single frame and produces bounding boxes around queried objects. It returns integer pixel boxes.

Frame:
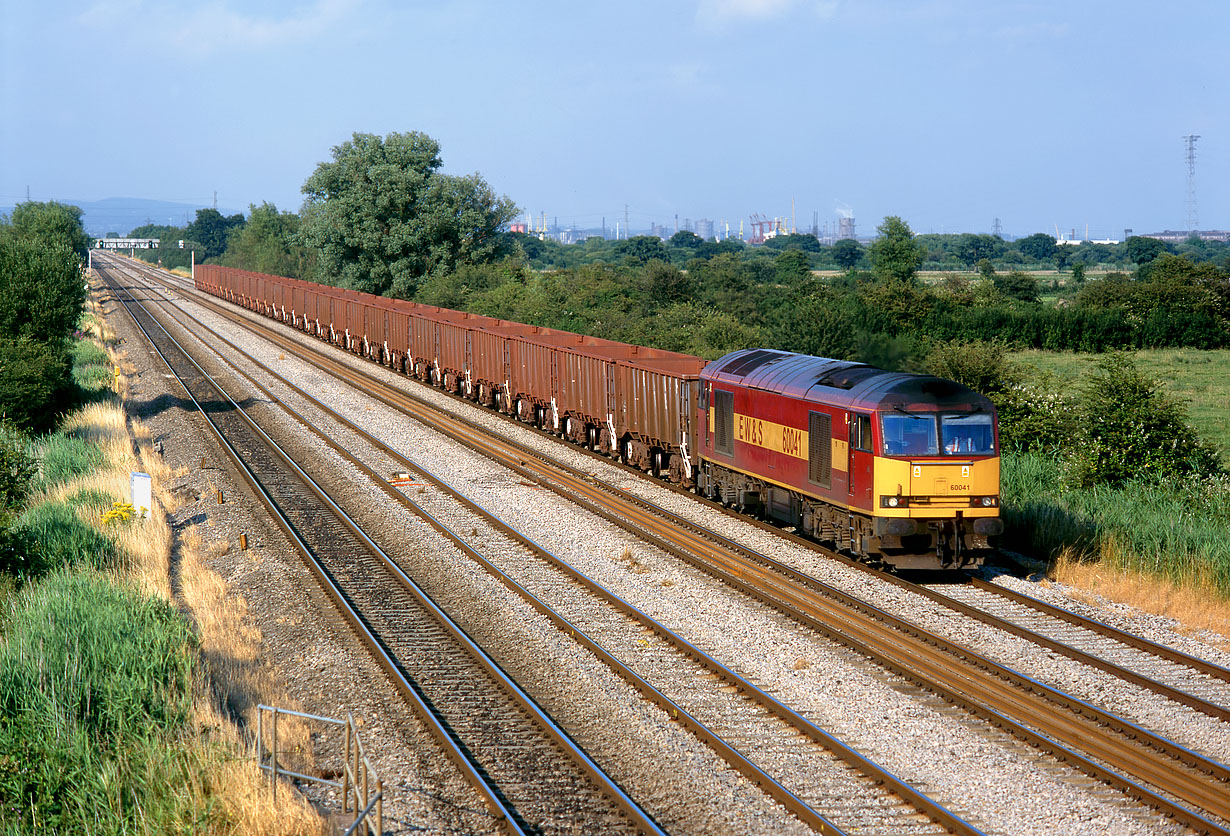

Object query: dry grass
[1049,549,1230,649]
[65,322,328,832]
[613,546,652,574]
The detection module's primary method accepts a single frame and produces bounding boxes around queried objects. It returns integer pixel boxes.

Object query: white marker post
[130,472,152,518]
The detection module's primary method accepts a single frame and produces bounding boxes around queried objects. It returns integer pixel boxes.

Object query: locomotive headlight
[888,496,899,507]
[880,496,909,508]
[981,496,997,507]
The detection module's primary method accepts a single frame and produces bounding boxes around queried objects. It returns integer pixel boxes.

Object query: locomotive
[697,349,1001,570]
[194,264,1001,570]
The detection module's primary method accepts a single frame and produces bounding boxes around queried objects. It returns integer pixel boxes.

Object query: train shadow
[128,391,267,420]
[896,569,971,586]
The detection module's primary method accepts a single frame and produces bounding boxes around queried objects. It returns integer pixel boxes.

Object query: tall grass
[0,570,207,833]
[1002,452,1230,596]
[35,435,105,491]
[5,501,121,578]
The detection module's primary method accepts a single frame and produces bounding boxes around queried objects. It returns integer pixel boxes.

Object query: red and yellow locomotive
[194,265,1002,570]
[695,349,1002,570]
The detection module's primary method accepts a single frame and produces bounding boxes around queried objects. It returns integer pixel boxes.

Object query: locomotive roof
[702,348,992,412]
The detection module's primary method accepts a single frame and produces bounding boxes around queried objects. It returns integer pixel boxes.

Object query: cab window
[881,413,938,456]
[849,413,873,452]
[941,413,995,455]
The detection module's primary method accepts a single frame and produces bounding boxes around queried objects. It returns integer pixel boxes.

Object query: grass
[1001,452,1230,636]
[0,290,325,835]
[0,570,201,833]
[6,501,122,577]
[1012,348,1230,465]
[35,434,105,491]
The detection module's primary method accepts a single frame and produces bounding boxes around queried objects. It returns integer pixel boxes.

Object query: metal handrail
[256,704,384,836]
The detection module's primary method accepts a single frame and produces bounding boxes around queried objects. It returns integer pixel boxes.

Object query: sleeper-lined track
[96,257,664,836]
[115,259,1230,722]
[99,247,983,836]
[112,254,1230,833]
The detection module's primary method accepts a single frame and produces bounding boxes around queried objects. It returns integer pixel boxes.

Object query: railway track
[98,251,982,835]
[110,254,1230,833]
[126,261,1230,721]
[96,258,665,836]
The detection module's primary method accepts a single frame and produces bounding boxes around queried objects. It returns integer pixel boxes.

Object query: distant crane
[748,213,786,245]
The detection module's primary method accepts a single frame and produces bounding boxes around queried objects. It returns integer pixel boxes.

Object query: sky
[2,0,1227,240]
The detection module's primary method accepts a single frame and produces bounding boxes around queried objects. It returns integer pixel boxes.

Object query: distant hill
[0,197,244,237]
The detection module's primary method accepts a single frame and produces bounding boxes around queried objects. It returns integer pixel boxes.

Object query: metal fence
[256,704,384,836]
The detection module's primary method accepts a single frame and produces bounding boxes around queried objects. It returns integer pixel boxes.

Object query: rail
[110,253,1230,833]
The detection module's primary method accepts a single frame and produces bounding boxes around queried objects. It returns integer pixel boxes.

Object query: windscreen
[881,413,937,456]
[941,413,996,455]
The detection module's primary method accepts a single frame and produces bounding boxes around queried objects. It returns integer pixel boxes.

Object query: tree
[992,270,1041,304]
[954,233,1002,267]
[0,235,87,343]
[764,232,822,253]
[1017,232,1058,263]
[830,238,863,270]
[1125,235,1169,265]
[774,248,812,284]
[613,235,669,265]
[668,230,703,250]
[645,259,694,304]
[219,202,313,278]
[300,131,517,298]
[924,339,1020,396]
[9,201,90,259]
[0,338,73,432]
[868,216,924,284]
[185,208,245,260]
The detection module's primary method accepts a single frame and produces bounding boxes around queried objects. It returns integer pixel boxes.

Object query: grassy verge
[0,287,324,834]
[1002,452,1230,637]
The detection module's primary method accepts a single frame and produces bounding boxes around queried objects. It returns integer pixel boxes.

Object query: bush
[1066,353,1222,487]
[923,339,1020,396]
[3,502,120,578]
[0,570,201,833]
[994,377,1080,453]
[0,338,73,434]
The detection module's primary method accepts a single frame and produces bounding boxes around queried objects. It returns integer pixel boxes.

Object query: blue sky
[3,0,1226,239]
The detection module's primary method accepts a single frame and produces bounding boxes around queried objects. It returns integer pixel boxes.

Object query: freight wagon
[194,265,1000,569]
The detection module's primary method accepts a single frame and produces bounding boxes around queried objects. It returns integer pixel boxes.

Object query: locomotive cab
[872,404,1003,568]
[696,348,1004,571]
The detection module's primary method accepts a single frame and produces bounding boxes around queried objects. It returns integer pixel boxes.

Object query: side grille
[715,389,734,455]
[809,411,831,487]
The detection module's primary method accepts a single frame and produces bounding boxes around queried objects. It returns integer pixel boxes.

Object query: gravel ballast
[106,267,1229,835]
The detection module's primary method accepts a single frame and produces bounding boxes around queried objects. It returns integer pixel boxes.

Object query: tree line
[115,132,1229,373]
